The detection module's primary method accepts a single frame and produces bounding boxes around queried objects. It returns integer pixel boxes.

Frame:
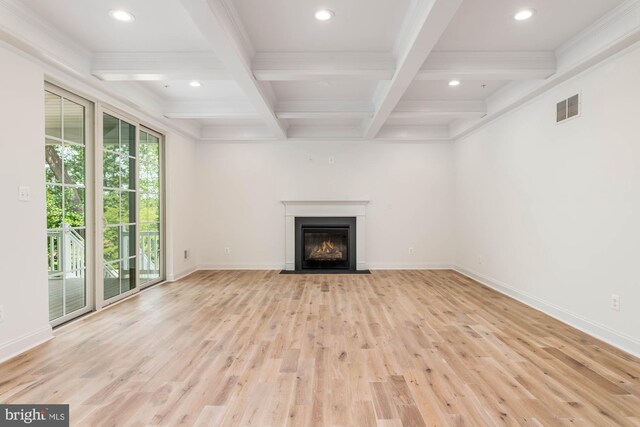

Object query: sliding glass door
[139,129,163,287]
[45,87,94,324]
[100,111,165,304]
[102,113,138,301]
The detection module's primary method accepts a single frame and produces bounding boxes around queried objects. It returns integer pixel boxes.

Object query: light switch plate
[18,186,31,201]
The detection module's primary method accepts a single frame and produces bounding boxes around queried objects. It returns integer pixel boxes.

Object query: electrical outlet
[0,305,5,323]
[408,247,414,255]
[611,294,620,311]
[224,247,231,254]
[477,255,483,265]
[328,156,335,164]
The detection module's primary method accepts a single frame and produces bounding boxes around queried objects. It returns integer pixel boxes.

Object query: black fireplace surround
[295,217,356,272]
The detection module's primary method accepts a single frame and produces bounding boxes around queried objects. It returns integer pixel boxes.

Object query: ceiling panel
[435,0,624,51]
[233,0,412,51]
[20,0,211,52]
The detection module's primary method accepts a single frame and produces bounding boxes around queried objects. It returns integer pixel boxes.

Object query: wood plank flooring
[1,270,639,426]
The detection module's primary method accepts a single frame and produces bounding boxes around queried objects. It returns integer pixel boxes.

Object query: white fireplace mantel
[282,200,369,271]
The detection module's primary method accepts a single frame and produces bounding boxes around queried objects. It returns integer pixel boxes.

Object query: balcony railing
[47,223,160,279]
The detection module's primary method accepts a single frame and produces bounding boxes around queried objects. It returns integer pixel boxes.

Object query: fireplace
[295,217,356,271]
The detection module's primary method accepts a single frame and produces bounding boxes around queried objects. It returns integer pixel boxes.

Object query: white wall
[454,44,640,355]
[194,140,455,269]
[166,133,199,280]
[0,45,52,361]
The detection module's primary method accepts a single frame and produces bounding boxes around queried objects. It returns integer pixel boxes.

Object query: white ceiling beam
[287,126,363,140]
[163,101,257,119]
[364,0,464,139]
[90,50,556,83]
[201,125,274,140]
[92,52,230,81]
[376,125,450,141]
[253,52,395,81]
[275,101,373,119]
[180,0,287,139]
[417,51,556,81]
[391,100,486,119]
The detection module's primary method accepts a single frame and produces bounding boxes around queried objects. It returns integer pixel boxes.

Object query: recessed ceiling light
[449,80,461,87]
[189,81,202,87]
[514,9,536,21]
[109,10,135,22]
[315,9,334,21]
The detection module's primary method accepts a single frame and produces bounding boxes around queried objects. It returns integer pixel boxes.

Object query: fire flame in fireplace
[309,239,343,260]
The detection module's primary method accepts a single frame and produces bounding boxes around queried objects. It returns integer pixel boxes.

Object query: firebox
[295,217,356,272]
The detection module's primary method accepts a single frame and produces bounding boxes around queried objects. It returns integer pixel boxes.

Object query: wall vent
[556,94,580,123]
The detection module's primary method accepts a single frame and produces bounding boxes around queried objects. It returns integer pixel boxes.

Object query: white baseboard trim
[454,265,640,358]
[198,263,286,270]
[368,262,453,270]
[0,324,53,364]
[167,265,199,282]
[197,262,453,271]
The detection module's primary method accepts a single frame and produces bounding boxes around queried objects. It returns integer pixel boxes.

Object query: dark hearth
[295,217,356,272]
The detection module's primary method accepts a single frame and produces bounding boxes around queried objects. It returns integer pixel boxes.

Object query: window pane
[45,139,63,184]
[140,223,160,283]
[103,226,120,263]
[64,187,85,227]
[121,257,136,292]
[48,273,64,321]
[65,269,86,314]
[103,190,120,225]
[45,92,61,138]
[103,114,119,150]
[140,194,159,223]
[46,185,63,229]
[127,156,136,190]
[120,154,132,190]
[122,191,136,224]
[63,145,85,186]
[120,121,136,157]
[104,262,120,300]
[103,150,120,189]
[46,232,61,272]
[64,227,86,272]
[63,98,84,144]
[121,225,136,259]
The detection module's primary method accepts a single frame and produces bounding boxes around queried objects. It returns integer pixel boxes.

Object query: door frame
[45,83,96,327]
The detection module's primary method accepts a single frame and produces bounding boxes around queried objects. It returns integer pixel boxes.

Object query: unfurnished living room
[1,0,640,426]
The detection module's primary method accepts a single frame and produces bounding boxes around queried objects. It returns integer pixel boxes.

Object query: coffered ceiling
[7,0,635,141]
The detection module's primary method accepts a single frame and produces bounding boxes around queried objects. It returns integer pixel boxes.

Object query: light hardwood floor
[1,270,639,426]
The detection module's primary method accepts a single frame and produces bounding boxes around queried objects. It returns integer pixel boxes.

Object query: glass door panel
[139,130,163,286]
[45,90,90,323]
[103,113,137,300]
